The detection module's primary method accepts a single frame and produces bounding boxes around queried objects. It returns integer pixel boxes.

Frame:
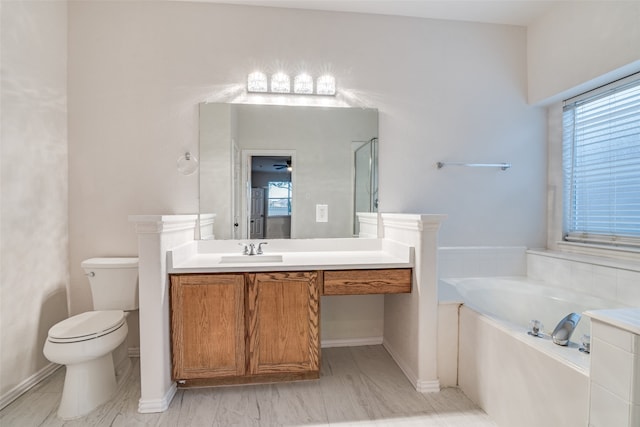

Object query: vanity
[167,238,413,387]
[130,213,445,413]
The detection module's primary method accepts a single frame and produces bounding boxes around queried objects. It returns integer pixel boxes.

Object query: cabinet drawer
[323,268,412,295]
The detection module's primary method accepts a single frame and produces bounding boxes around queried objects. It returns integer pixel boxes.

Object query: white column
[129,215,198,413]
[380,213,446,392]
[586,309,640,427]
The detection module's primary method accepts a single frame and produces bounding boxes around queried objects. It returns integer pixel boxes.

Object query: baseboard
[382,339,440,393]
[321,336,383,348]
[0,363,62,411]
[415,379,441,393]
[128,347,140,358]
[137,382,177,413]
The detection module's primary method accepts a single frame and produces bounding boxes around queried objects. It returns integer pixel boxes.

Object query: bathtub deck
[1,345,497,426]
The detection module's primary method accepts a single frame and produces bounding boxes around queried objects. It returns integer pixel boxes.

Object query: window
[267,181,291,216]
[562,73,640,247]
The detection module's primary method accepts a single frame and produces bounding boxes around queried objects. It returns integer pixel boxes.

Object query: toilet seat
[48,310,126,343]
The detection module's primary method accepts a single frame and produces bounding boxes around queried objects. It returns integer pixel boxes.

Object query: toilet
[43,257,138,420]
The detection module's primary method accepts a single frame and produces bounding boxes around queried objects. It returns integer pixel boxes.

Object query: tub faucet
[551,313,581,346]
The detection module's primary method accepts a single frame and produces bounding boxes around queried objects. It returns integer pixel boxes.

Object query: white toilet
[43,257,138,420]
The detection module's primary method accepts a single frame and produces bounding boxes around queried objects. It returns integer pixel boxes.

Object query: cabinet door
[170,274,245,380]
[246,272,320,376]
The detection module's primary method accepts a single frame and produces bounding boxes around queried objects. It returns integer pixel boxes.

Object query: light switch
[316,204,328,222]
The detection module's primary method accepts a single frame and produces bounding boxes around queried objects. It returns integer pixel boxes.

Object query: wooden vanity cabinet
[246,272,320,376]
[170,271,320,386]
[169,274,245,380]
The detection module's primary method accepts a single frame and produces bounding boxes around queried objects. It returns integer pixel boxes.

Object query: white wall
[0,0,69,400]
[528,1,640,104]
[67,1,546,316]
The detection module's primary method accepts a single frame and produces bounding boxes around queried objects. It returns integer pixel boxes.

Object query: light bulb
[271,72,291,93]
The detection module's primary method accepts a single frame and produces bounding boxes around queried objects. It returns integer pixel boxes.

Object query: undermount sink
[219,254,284,263]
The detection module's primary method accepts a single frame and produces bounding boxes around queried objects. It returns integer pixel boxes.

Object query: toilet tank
[82,257,139,311]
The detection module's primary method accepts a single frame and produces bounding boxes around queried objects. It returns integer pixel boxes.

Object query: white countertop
[167,238,414,273]
[585,308,640,335]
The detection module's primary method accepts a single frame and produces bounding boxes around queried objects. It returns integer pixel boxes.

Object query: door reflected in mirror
[199,103,378,240]
[249,155,292,239]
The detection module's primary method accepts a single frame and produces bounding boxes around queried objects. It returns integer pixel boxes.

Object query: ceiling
[252,156,292,173]
[198,0,562,26]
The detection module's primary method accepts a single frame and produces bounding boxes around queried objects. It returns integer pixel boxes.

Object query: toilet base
[57,353,117,420]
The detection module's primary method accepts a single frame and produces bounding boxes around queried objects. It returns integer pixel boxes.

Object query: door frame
[240,149,296,240]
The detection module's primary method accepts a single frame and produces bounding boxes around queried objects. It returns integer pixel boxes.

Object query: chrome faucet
[239,242,268,256]
[551,313,581,346]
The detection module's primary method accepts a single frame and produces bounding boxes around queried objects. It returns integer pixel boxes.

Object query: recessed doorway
[242,152,294,239]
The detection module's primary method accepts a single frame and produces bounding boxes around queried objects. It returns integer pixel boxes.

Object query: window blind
[562,74,640,247]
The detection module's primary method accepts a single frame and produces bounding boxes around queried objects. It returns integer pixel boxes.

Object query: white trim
[0,363,62,411]
[356,212,380,238]
[564,71,640,105]
[380,213,447,232]
[197,214,216,240]
[382,338,441,393]
[556,241,640,265]
[529,247,640,272]
[138,382,177,414]
[321,336,383,348]
[415,379,441,393]
[128,215,198,234]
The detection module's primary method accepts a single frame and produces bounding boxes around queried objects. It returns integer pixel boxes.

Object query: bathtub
[439,276,626,427]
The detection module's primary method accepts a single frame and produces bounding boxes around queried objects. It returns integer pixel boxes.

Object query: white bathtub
[440,276,626,427]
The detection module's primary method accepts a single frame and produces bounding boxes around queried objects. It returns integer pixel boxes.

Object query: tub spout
[551,313,581,346]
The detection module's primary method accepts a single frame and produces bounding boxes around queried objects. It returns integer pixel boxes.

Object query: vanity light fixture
[294,73,313,94]
[247,71,268,93]
[271,72,291,93]
[316,74,336,96]
[246,71,336,96]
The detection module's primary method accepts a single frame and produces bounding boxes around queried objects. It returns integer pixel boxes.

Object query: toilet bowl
[43,257,138,420]
[43,311,128,419]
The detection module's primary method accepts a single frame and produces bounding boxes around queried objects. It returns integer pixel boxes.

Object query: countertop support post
[379,213,447,392]
[129,215,198,413]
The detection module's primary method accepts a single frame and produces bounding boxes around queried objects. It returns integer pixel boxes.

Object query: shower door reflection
[353,137,378,236]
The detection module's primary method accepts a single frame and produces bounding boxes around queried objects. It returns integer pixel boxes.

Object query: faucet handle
[238,242,249,255]
[257,242,268,255]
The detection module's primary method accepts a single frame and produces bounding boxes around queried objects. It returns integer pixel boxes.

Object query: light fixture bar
[247,71,336,96]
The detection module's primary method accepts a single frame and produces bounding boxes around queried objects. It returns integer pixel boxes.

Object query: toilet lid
[81,257,138,269]
[48,310,125,342]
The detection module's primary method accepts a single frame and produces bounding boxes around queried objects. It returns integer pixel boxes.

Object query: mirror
[199,103,378,240]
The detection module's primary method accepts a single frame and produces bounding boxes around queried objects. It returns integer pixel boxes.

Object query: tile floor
[0,345,497,427]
